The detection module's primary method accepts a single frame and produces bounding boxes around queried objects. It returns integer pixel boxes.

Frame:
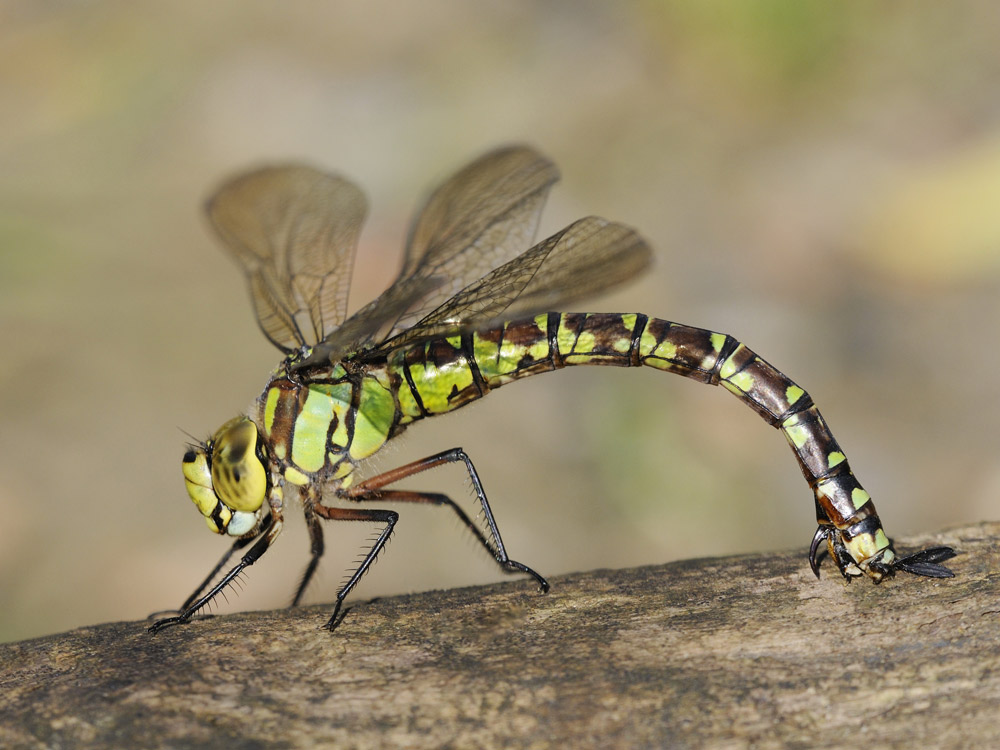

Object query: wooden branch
[2,523,998,749]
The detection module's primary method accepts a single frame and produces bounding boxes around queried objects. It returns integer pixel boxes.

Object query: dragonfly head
[182,416,269,537]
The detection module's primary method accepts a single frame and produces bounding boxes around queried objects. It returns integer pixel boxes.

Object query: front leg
[176,514,272,613]
[149,511,284,633]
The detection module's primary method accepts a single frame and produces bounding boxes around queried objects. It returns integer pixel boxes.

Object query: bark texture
[1,523,998,750]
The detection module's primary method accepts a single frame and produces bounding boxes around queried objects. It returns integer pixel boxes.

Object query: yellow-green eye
[181,417,268,537]
[182,448,217,518]
[182,446,228,535]
[210,416,268,513]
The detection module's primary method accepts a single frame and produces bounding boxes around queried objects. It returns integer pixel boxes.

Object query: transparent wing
[399,144,559,288]
[206,164,368,352]
[296,145,560,368]
[373,216,652,354]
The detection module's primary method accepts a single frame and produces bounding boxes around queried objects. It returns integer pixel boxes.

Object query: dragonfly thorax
[181,416,269,538]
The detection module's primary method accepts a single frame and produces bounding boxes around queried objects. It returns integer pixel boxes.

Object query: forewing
[403,145,558,273]
[298,145,559,366]
[206,164,367,352]
[376,216,652,353]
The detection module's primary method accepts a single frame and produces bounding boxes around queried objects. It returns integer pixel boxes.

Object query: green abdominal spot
[473,328,548,386]
[410,358,474,414]
[473,333,520,383]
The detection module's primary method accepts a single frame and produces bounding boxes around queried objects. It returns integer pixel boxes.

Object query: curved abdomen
[389,312,889,555]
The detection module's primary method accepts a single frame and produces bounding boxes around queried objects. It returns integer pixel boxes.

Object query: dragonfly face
[181,416,269,538]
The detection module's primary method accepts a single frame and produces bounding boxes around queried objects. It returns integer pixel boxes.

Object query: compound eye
[182,447,218,519]
[211,417,268,513]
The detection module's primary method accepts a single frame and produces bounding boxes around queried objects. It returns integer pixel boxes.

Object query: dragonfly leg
[168,514,272,614]
[340,448,549,592]
[310,505,398,632]
[149,512,284,633]
[290,501,325,607]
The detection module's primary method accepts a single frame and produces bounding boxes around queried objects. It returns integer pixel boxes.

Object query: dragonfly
[150,145,955,634]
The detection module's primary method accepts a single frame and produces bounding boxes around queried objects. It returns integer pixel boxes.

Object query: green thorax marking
[257,365,398,485]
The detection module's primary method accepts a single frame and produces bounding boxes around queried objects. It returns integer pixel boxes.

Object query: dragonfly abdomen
[391,311,892,573]
[635,316,888,552]
[389,311,641,424]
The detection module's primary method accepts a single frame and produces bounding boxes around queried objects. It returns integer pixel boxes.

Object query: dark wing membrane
[310,146,559,360]
[206,165,367,352]
[373,216,652,354]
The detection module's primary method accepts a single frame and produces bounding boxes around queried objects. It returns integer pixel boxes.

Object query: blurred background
[2,1,999,643]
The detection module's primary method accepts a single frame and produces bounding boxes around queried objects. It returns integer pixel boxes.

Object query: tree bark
[1,523,997,750]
